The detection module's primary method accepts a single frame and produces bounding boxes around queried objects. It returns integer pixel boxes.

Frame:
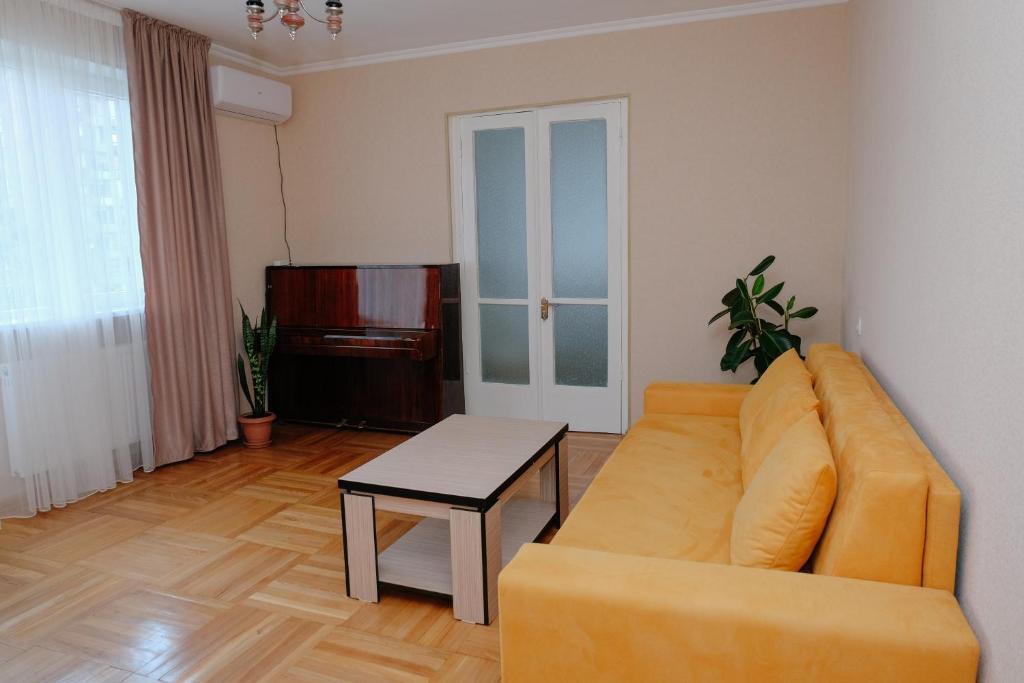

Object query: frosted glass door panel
[554,305,608,387]
[480,304,530,385]
[456,100,625,433]
[475,128,528,299]
[550,120,608,299]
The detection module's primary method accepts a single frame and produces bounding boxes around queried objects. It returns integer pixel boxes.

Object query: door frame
[448,97,630,433]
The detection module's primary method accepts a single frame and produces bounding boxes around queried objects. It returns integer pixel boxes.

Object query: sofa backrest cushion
[739,351,819,488]
[850,355,961,592]
[731,411,837,570]
[807,344,930,586]
[804,342,849,378]
[809,344,962,591]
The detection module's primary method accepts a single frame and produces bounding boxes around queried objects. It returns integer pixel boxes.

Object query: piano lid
[267,265,444,330]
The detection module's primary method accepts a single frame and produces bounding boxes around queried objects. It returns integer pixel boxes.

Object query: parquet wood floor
[0,424,618,682]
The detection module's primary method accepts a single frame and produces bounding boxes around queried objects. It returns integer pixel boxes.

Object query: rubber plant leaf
[748,255,776,277]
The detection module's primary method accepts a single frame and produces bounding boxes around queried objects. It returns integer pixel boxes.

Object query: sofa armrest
[643,382,752,417]
[499,544,978,683]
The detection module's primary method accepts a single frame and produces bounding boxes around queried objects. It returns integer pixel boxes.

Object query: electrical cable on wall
[274,124,294,266]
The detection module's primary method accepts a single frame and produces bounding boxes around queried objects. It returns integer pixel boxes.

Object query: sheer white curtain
[0,0,154,517]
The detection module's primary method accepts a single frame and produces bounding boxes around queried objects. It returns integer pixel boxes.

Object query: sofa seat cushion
[731,411,837,570]
[551,413,743,563]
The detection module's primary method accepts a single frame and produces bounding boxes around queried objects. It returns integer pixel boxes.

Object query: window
[0,5,145,325]
[0,0,154,519]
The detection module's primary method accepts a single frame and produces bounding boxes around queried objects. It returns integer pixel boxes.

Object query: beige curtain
[121,10,237,465]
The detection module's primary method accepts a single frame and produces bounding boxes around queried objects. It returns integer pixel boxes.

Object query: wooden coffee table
[337,414,569,625]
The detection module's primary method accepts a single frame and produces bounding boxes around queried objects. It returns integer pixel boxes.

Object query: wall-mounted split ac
[210,65,291,125]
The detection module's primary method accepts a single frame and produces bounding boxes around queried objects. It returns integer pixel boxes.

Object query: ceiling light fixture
[245,0,344,41]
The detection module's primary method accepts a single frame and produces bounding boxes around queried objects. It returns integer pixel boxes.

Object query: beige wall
[213,51,295,410]
[219,4,849,422]
[213,53,293,338]
[215,111,290,409]
[845,1,1023,679]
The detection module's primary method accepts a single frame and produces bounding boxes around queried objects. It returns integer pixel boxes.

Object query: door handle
[540,297,551,321]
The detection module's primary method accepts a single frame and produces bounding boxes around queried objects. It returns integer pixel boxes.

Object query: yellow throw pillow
[740,378,820,488]
[731,411,837,570]
[738,349,812,437]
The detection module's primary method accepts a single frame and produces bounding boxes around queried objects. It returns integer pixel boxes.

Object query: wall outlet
[856,317,863,337]
[272,259,290,266]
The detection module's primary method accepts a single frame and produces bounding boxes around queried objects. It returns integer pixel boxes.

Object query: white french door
[452,100,627,433]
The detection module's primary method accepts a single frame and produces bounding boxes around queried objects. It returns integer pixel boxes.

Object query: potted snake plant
[237,304,278,448]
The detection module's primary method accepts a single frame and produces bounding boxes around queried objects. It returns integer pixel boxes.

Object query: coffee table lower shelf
[378,497,556,596]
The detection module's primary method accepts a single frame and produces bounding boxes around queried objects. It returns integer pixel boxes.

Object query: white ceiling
[98,0,835,72]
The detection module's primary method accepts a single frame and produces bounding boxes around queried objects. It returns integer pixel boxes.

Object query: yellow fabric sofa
[499,344,979,682]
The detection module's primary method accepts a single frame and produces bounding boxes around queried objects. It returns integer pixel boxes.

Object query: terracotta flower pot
[238,412,276,449]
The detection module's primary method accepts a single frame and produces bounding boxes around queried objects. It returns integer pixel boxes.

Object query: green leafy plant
[708,255,818,381]
[237,304,278,418]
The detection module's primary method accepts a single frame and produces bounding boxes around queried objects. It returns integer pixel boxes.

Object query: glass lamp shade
[327,15,342,39]
[246,0,265,39]
[281,10,304,39]
[247,15,264,38]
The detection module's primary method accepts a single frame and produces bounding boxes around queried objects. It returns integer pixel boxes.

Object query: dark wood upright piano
[266,264,464,432]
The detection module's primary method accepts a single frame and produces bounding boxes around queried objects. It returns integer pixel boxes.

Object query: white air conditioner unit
[210,65,292,125]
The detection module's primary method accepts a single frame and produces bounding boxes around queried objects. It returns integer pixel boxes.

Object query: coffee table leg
[341,492,379,602]
[450,506,501,624]
[540,439,570,526]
